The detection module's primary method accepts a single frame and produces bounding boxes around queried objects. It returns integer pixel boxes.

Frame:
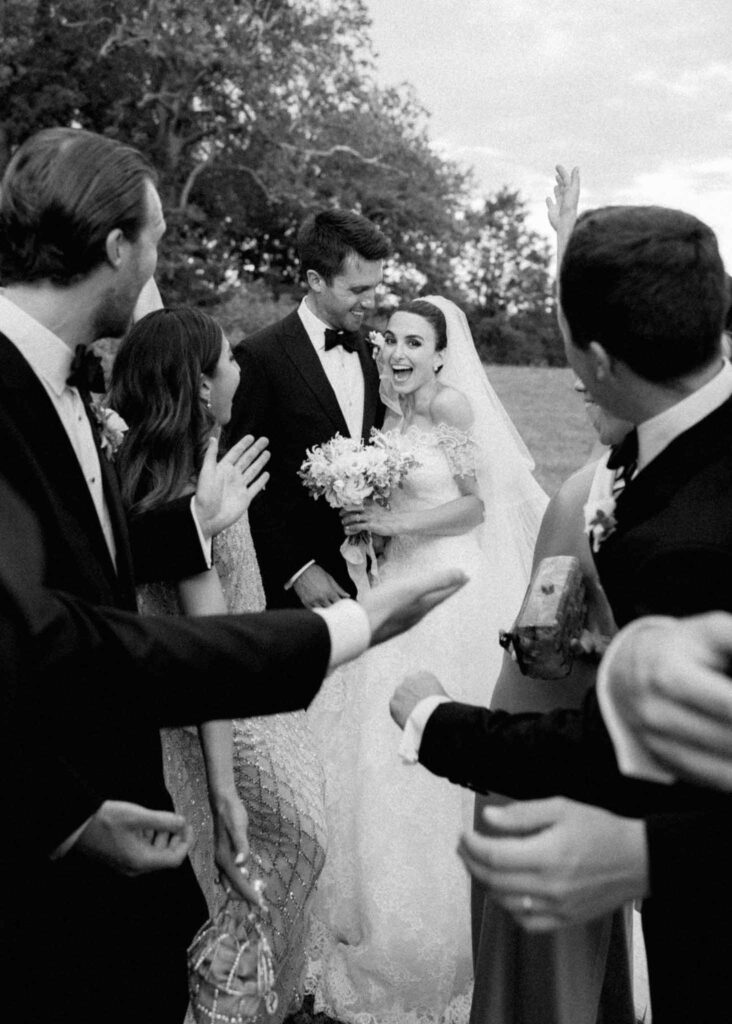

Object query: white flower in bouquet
[299,430,417,515]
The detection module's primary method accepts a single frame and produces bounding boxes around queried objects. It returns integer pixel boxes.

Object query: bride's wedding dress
[139,514,327,1023]
[307,424,527,1024]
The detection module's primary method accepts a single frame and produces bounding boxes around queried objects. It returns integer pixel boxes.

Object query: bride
[306,297,547,1024]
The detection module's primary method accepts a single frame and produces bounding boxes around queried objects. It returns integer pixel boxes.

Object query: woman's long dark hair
[110,307,223,514]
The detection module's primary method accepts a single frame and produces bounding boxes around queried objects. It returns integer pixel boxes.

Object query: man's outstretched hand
[74,800,194,875]
[362,568,467,647]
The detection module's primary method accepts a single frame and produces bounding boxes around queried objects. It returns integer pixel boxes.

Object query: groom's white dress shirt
[299,296,365,440]
[285,298,367,590]
[399,358,732,772]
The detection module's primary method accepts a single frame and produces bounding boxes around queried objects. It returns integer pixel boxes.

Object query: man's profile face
[309,252,383,332]
[94,178,166,339]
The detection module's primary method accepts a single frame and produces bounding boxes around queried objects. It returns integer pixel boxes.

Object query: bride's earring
[433,359,442,373]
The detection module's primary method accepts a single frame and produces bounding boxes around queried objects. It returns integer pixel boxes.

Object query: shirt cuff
[597,617,675,783]
[398,695,452,764]
[51,815,94,860]
[284,560,315,591]
[315,599,371,672]
[189,496,213,569]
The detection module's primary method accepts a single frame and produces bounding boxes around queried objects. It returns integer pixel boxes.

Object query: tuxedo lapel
[594,396,732,594]
[0,334,121,594]
[612,397,732,538]
[357,336,381,439]
[81,393,137,604]
[279,312,350,436]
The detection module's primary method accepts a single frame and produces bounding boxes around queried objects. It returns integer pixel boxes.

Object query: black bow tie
[606,428,639,478]
[67,344,105,394]
[324,328,359,353]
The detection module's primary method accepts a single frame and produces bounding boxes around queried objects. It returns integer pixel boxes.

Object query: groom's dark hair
[560,205,727,382]
[0,127,155,287]
[297,209,390,282]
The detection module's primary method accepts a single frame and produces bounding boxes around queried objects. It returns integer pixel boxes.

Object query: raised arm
[546,164,580,272]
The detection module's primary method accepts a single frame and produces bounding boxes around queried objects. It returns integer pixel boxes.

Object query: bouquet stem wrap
[339,518,379,598]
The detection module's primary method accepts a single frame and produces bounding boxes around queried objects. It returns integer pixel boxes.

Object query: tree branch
[276,140,407,176]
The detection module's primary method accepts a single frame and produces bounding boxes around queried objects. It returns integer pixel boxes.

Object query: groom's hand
[362,568,467,647]
[73,801,194,875]
[294,564,349,608]
[390,671,449,729]
[194,434,270,539]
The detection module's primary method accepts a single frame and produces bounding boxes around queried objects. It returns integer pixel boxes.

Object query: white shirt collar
[637,358,732,469]
[298,297,334,353]
[0,293,75,397]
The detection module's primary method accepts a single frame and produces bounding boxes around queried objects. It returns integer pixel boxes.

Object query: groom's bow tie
[607,428,639,495]
[324,328,359,353]
[67,344,106,394]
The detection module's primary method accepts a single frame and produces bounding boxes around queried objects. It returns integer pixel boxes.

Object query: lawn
[484,364,600,497]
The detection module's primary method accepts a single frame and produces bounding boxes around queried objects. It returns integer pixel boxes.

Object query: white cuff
[398,695,452,764]
[315,599,371,672]
[597,617,675,783]
[189,496,213,569]
[284,560,315,591]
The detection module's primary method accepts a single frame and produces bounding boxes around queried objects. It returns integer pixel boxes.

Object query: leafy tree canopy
[0,0,560,361]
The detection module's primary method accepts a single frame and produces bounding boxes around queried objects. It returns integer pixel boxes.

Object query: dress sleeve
[436,424,478,478]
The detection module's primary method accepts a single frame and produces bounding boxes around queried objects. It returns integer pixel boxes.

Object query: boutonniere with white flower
[368,330,385,362]
[583,495,617,552]
[89,396,128,460]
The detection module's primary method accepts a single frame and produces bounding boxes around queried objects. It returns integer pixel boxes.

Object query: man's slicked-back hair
[0,127,156,287]
[560,205,727,382]
[297,208,390,282]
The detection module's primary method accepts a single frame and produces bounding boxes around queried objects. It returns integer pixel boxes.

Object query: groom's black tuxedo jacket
[229,309,384,607]
[418,395,732,1023]
[0,330,331,1022]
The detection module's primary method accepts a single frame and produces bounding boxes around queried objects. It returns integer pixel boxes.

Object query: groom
[228,209,388,608]
[391,205,732,1024]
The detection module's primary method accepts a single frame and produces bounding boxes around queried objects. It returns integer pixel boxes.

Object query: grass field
[484,364,599,497]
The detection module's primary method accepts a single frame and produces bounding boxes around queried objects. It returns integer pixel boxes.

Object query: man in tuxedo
[390,205,732,1023]
[0,127,464,1023]
[228,209,388,608]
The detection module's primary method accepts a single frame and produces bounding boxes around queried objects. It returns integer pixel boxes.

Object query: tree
[0,1,561,362]
[0,0,471,304]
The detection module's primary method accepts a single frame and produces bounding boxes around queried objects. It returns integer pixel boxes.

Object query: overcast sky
[366,0,732,268]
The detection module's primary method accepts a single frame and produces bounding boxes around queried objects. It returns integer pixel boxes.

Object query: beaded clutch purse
[499,555,587,679]
[188,890,278,1024]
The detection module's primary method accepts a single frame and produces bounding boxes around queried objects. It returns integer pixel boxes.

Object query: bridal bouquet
[299,429,418,592]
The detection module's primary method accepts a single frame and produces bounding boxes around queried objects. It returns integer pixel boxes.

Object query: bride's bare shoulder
[430,384,474,431]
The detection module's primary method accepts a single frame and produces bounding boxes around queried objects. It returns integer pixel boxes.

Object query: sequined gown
[306,425,513,1024]
[138,514,327,1023]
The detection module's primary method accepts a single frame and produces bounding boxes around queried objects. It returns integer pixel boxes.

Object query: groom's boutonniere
[368,330,385,361]
[583,496,617,553]
[89,396,128,460]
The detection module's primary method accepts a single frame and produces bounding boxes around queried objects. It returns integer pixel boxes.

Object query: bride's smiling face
[383,311,440,395]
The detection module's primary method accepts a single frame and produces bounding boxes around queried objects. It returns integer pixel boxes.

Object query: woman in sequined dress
[111,307,327,1023]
